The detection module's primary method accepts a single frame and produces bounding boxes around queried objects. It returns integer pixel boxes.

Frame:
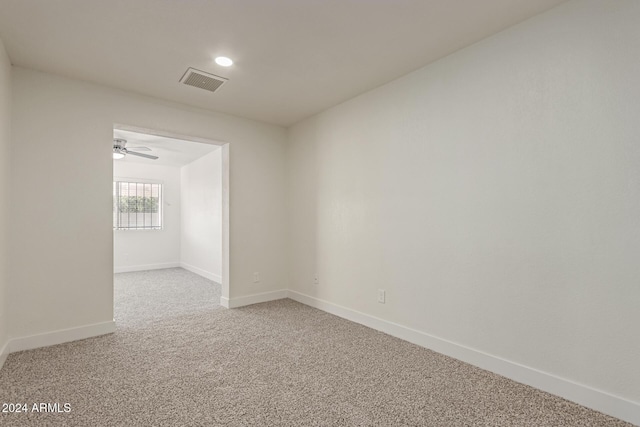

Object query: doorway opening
[112,125,229,321]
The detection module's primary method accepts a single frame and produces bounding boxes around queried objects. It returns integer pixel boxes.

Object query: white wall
[113,161,181,272]
[9,67,288,338]
[180,149,222,282]
[288,0,640,412]
[0,37,11,362]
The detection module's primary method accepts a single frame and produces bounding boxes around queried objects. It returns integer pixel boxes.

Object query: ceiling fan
[113,138,158,160]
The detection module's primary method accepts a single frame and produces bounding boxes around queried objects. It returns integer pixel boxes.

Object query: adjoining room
[113,128,224,315]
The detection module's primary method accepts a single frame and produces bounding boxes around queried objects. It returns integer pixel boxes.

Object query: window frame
[113,178,164,231]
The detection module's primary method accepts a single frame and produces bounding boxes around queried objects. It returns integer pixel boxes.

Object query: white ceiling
[113,129,219,167]
[0,0,568,126]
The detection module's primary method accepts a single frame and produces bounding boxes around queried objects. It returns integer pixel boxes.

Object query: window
[113,181,163,230]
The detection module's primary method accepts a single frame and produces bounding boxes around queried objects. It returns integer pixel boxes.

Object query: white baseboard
[114,262,180,274]
[9,320,116,353]
[225,290,288,309]
[180,262,222,283]
[287,290,640,426]
[0,339,9,370]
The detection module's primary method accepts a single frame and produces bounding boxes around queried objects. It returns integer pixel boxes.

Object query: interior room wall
[113,161,181,272]
[9,67,288,339]
[180,149,223,283]
[287,0,640,409]
[0,37,11,363]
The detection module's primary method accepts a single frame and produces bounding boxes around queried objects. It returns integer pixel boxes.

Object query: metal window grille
[113,181,163,230]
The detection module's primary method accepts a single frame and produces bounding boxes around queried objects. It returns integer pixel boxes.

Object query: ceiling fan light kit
[113,138,158,160]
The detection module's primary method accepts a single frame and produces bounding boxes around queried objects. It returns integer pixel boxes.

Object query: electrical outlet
[253,272,260,283]
[314,274,319,285]
[377,289,386,304]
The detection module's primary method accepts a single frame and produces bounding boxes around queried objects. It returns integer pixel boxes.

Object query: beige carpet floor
[0,268,631,426]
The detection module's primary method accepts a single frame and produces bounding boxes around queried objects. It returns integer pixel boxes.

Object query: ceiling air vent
[180,67,228,93]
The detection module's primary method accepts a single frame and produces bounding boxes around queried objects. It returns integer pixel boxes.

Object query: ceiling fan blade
[127,146,152,151]
[126,150,159,160]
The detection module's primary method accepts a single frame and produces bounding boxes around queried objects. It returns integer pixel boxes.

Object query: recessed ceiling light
[215,56,233,67]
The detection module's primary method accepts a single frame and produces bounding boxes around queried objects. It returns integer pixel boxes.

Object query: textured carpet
[0,268,631,426]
